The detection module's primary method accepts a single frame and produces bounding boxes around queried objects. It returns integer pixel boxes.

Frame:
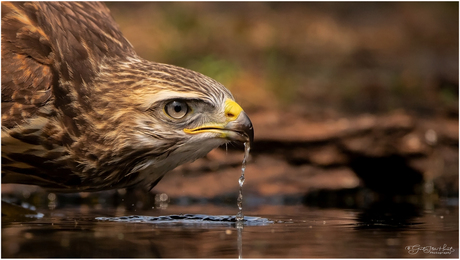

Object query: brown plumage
[1,2,253,192]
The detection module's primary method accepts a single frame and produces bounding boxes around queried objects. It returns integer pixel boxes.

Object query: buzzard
[1,2,253,192]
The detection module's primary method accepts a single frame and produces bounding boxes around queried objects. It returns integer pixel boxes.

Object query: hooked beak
[184,99,254,146]
[223,109,254,145]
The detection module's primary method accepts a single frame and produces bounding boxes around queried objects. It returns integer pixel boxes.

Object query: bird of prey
[1,2,253,192]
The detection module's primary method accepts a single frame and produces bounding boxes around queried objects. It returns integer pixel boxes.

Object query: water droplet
[159,193,168,201]
[47,193,56,201]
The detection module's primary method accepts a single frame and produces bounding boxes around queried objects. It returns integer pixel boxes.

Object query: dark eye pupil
[165,100,188,119]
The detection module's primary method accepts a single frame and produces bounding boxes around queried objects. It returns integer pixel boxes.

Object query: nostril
[227,112,235,118]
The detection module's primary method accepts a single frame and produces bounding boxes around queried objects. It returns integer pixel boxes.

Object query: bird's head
[1,1,252,192]
[86,59,253,188]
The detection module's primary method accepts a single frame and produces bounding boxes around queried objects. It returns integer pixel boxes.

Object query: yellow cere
[224,99,243,122]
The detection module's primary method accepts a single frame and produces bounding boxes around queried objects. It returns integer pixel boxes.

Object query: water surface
[2,203,458,258]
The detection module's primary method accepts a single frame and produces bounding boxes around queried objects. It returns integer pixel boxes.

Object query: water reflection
[2,203,458,258]
[354,201,423,230]
[96,214,273,226]
[2,186,458,258]
[96,213,267,258]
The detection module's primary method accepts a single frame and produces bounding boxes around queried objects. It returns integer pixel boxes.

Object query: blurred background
[2,1,458,210]
[2,3,458,258]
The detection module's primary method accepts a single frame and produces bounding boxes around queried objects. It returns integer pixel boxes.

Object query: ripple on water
[96,214,273,226]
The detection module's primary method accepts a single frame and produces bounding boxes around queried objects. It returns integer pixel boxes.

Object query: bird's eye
[165,100,189,119]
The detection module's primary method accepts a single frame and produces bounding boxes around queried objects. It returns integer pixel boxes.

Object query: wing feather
[1,2,136,128]
[2,2,138,189]
[1,2,54,128]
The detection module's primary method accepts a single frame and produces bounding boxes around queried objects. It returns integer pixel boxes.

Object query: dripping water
[237,221,243,258]
[236,141,250,257]
[236,142,250,222]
